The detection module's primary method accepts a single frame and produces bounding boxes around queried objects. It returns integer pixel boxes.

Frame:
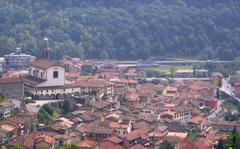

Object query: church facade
[23,38,81,100]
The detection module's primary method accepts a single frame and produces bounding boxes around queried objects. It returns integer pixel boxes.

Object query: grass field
[144,65,193,73]
[224,102,238,111]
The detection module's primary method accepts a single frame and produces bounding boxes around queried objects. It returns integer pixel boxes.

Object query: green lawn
[224,102,238,111]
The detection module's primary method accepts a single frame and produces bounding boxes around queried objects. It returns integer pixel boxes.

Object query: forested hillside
[0,0,240,60]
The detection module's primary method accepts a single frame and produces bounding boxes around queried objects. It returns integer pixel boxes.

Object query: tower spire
[42,37,49,59]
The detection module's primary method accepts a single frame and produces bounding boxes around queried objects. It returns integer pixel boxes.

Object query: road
[145,77,210,82]
[96,60,232,65]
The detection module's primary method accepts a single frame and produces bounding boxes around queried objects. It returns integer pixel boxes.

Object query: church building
[23,38,81,100]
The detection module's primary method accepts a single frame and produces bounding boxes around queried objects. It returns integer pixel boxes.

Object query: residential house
[76,140,99,149]
[0,101,14,120]
[109,122,128,135]
[161,105,193,123]
[77,79,114,99]
[90,100,113,112]
[163,86,178,97]
[18,111,37,133]
[119,129,150,149]
[0,77,24,99]
[78,125,114,141]
[0,124,17,145]
[100,136,124,149]
[34,135,55,149]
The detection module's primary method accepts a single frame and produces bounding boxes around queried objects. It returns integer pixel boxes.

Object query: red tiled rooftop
[90,100,111,109]
[76,140,97,148]
[31,59,62,69]
[104,136,123,144]
[0,77,23,84]
[109,122,128,129]
[35,135,55,144]
[129,144,147,149]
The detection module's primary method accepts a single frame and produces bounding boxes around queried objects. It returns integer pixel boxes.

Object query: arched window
[53,71,58,78]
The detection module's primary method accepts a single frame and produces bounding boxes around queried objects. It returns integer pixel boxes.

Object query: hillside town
[0,38,240,149]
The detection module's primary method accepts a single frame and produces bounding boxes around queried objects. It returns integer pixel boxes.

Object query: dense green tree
[62,100,70,113]
[225,127,240,149]
[37,108,52,124]
[159,140,174,149]
[0,0,240,60]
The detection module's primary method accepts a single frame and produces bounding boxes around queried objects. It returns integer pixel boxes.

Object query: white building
[0,102,14,120]
[0,57,5,72]
[23,37,81,100]
[24,59,81,100]
[4,48,36,70]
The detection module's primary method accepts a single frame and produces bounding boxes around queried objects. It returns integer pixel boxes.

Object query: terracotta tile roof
[0,77,23,84]
[20,134,35,148]
[121,129,148,141]
[109,122,128,129]
[173,105,194,113]
[79,113,95,122]
[191,115,205,124]
[76,140,97,148]
[31,59,62,69]
[129,144,147,149]
[230,74,240,84]
[0,124,16,132]
[90,100,111,109]
[78,125,114,135]
[104,136,123,144]
[127,93,140,102]
[179,139,209,149]
[35,135,55,145]
[121,79,138,84]
[77,79,113,88]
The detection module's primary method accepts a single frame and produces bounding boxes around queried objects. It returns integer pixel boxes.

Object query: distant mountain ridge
[0,0,239,60]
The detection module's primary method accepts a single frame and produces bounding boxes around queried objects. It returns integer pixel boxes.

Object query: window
[53,71,58,78]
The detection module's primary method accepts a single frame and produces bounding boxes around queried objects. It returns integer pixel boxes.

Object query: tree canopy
[0,0,240,60]
[159,140,174,149]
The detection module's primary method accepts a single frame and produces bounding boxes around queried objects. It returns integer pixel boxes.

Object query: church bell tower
[42,37,49,59]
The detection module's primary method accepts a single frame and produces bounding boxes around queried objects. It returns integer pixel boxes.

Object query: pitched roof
[35,135,55,145]
[0,124,16,132]
[109,122,128,129]
[104,136,123,144]
[76,140,97,148]
[90,100,111,109]
[0,77,23,84]
[121,129,149,141]
[129,144,147,149]
[31,59,62,69]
